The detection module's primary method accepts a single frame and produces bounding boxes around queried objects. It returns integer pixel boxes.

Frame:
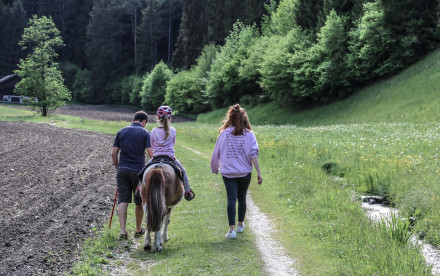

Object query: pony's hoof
[144,244,151,251]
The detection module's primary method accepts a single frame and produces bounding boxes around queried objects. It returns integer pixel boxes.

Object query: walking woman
[211,104,263,239]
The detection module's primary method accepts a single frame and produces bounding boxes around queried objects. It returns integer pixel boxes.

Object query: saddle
[137,155,184,182]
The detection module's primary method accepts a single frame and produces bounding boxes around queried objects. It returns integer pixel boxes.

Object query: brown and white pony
[140,163,183,252]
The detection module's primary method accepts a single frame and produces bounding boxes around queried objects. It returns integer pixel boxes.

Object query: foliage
[166,43,218,114]
[140,61,172,111]
[269,0,298,36]
[313,10,350,100]
[259,28,314,104]
[206,22,261,108]
[85,0,126,103]
[72,69,92,103]
[109,75,139,105]
[380,211,415,246]
[129,74,144,108]
[14,15,71,116]
[347,0,395,82]
[0,0,26,76]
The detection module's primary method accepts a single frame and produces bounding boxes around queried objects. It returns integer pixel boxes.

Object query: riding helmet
[157,105,173,118]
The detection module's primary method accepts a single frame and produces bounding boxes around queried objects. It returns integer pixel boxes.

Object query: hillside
[198,48,440,126]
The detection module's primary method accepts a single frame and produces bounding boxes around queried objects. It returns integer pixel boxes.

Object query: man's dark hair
[134,111,148,122]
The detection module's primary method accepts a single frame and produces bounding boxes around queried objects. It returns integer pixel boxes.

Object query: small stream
[361,196,440,275]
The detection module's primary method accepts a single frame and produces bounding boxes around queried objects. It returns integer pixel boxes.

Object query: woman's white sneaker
[236,223,245,233]
[225,230,237,239]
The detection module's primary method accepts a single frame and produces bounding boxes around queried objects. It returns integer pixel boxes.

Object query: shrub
[72,69,92,103]
[140,61,172,111]
[165,43,218,114]
[206,22,260,108]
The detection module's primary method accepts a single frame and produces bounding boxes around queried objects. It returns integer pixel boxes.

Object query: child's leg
[174,158,190,193]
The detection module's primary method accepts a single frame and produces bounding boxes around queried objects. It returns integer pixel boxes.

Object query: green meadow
[2,49,440,275]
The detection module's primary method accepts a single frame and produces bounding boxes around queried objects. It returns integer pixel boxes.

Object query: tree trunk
[168,0,171,63]
[134,5,138,74]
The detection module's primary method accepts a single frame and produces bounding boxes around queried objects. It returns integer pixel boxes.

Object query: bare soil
[0,121,116,275]
[53,105,195,123]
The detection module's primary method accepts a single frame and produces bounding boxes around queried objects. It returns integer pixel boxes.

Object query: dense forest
[1,0,439,114]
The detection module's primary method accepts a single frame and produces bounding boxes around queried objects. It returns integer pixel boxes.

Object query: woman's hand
[257,173,263,185]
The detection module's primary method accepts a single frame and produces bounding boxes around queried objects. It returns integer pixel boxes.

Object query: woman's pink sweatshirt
[211,127,259,178]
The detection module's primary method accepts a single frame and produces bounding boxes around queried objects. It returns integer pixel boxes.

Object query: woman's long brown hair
[218,104,253,135]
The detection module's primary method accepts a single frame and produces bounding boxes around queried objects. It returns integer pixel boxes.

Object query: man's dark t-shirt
[113,122,151,172]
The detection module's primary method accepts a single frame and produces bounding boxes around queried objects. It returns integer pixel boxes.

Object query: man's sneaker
[225,230,237,239]
[236,223,245,233]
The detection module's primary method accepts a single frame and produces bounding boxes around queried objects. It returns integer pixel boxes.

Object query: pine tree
[138,0,164,72]
[86,0,125,102]
[0,0,27,76]
[173,0,208,69]
[61,0,93,66]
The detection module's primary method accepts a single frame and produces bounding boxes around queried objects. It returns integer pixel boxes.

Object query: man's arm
[146,147,153,159]
[112,147,120,170]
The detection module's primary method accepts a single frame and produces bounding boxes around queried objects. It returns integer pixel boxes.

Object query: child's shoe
[225,230,237,239]
[184,188,195,201]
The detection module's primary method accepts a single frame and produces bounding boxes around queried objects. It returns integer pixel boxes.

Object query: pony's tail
[145,168,167,232]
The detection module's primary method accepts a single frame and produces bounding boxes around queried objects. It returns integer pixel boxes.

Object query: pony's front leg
[144,230,152,251]
[162,209,172,242]
[152,229,162,252]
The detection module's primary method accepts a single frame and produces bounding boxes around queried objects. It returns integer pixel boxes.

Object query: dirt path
[246,192,299,275]
[0,121,116,275]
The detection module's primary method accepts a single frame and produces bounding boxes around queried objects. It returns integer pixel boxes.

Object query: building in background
[0,74,37,104]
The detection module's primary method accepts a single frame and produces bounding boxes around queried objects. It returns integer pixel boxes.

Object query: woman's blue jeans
[222,173,251,226]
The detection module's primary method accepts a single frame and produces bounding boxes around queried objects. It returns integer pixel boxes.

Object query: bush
[206,22,260,108]
[109,75,139,105]
[165,44,218,114]
[259,28,314,104]
[72,69,92,103]
[347,1,395,82]
[130,74,143,108]
[140,61,172,111]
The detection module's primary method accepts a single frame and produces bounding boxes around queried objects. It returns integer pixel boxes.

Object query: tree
[140,61,172,111]
[14,15,71,116]
[0,0,26,76]
[86,0,125,102]
[123,0,144,74]
[138,0,164,72]
[173,0,208,69]
[206,22,260,108]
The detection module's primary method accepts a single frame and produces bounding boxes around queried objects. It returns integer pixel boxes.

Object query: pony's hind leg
[162,208,172,242]
[152,229,162,252]
[143,204,152,251]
